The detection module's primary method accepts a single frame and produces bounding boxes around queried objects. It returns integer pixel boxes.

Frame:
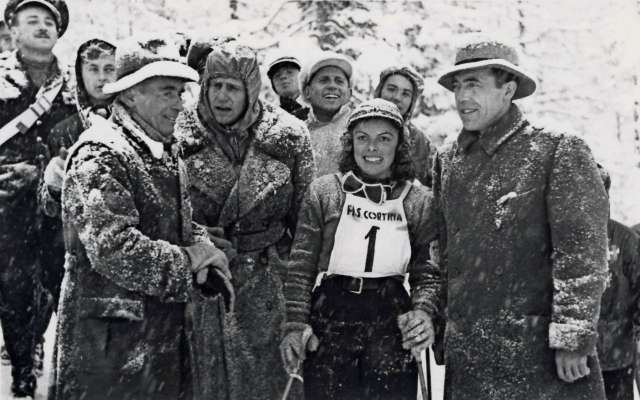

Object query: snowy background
[0,0,639,398]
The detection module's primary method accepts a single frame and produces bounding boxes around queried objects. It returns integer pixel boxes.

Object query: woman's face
[352,118,400,180]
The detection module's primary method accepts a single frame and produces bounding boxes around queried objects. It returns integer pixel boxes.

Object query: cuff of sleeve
[284,322,311,335]
[548,322,598,355]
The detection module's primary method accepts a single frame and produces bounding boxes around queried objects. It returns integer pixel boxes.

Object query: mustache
[34,30,51,38]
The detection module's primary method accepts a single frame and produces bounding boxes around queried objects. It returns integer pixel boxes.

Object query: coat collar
[110,101,167,159]
[457,104,527,156]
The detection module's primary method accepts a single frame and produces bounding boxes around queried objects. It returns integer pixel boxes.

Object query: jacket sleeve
[406,187,441,316]
[286,124,315,235]
[284,182,324,331]
[546,135,609,355]
[63,144,193,302]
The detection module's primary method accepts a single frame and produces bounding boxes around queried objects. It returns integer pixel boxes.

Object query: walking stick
[281,326,313,400]
[415,349,432,400]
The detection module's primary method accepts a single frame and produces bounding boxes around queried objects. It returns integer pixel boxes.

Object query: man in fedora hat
[422,38,610,399]
[301,51,354,176]
[266,52,309,120]
[0,0,74,397]
[51,36,233,400]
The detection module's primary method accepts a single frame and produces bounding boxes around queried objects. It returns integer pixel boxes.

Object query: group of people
[0,0,638,400]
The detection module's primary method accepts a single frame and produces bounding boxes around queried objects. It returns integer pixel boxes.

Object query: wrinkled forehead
[311,65,348,82]
[209,75,245,88]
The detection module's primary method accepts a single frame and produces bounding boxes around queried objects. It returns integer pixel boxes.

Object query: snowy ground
[0,317,637,399]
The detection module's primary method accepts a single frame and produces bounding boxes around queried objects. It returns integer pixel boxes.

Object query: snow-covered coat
[306,103,352,177]
[174,45,314,398]
[374,66,433,186]
[597,219,640,371]
[284,173,440,327]
[432,104,609,399]
[51,103,210,400]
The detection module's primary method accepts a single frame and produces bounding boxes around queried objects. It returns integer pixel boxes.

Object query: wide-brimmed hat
[300,51,353,88]
[103,36,198,95]
[438,40,536,100]
[4,0,69,36]
[347,98,403,131]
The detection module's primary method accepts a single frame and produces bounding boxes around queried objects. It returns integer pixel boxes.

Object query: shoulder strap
[0,76,64,148]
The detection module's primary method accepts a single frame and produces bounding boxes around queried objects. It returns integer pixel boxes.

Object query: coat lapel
[218,144,290,226]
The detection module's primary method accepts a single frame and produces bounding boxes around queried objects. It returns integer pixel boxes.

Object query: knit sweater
[284,173,440,329]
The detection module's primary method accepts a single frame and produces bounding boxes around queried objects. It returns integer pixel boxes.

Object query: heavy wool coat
[432,105,609,399]
[51,103,210,400]
[175,102,314,399]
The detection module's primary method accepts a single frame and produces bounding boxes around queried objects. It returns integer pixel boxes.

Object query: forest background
[3,0,639,222]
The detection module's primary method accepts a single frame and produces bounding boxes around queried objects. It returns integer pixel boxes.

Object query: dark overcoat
[175,102,314,399]
[51,103,209,400]
[432,105,609,399]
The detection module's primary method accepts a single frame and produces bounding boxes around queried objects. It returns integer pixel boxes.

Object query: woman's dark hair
[338,117,415,181]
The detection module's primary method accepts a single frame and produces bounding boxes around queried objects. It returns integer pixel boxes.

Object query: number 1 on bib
[364,226,380,272]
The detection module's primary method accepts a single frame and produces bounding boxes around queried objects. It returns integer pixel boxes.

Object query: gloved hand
[280,324,319,374]
[199,266,236,312]
[44,148,68,193]
[0,161,38,199]
[555,349,590,383]
[398,309,434,356]
[183,243,231,285]
[206,226,237,261]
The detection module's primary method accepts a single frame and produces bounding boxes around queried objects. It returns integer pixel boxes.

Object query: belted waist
[323,274,404,295]
[228,222,287,253]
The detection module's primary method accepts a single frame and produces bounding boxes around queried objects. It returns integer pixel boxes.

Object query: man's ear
[119,88,137,109]
[302,85,310,101]
[504,81,517,101]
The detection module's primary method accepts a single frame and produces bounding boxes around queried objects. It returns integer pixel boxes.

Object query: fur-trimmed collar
[0,50,74,103]
[175,102,308,161]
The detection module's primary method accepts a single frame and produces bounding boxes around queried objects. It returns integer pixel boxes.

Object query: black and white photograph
[0,0,639,399]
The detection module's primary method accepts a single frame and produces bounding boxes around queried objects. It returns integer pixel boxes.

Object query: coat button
[36,120,42,126]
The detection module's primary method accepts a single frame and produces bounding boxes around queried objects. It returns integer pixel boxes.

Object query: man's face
[206,76,247,127]
[272,65,300,99]
[379,74,414,116]
[0,25,14,52]
[452,68,514,133]
[81,54,116,102]
[303,66,351,116]
[129,77,186,142]
[11,6,58,53]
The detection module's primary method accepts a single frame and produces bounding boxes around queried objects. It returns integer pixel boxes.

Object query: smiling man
[0,0,74,397]
[301,51,354,176]
[52,36,233,400]
[427,39,610,399]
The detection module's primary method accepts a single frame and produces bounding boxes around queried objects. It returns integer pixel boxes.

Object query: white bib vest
[328,178,412,278]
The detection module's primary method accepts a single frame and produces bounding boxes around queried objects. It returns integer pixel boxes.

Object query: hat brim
[267,58,301,78]
[103,61,199,95]
[438,59,536,100]
[307,58,353,84]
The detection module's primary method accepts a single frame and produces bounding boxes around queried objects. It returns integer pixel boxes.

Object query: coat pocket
[79,297,145,321]
[494,187,542,230]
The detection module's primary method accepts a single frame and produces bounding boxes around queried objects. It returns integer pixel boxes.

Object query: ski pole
[415,349,431,400]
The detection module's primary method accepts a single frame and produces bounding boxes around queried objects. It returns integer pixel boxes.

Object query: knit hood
[373,65,424,121]
[74,38,116,111]
[197,42,262,133]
